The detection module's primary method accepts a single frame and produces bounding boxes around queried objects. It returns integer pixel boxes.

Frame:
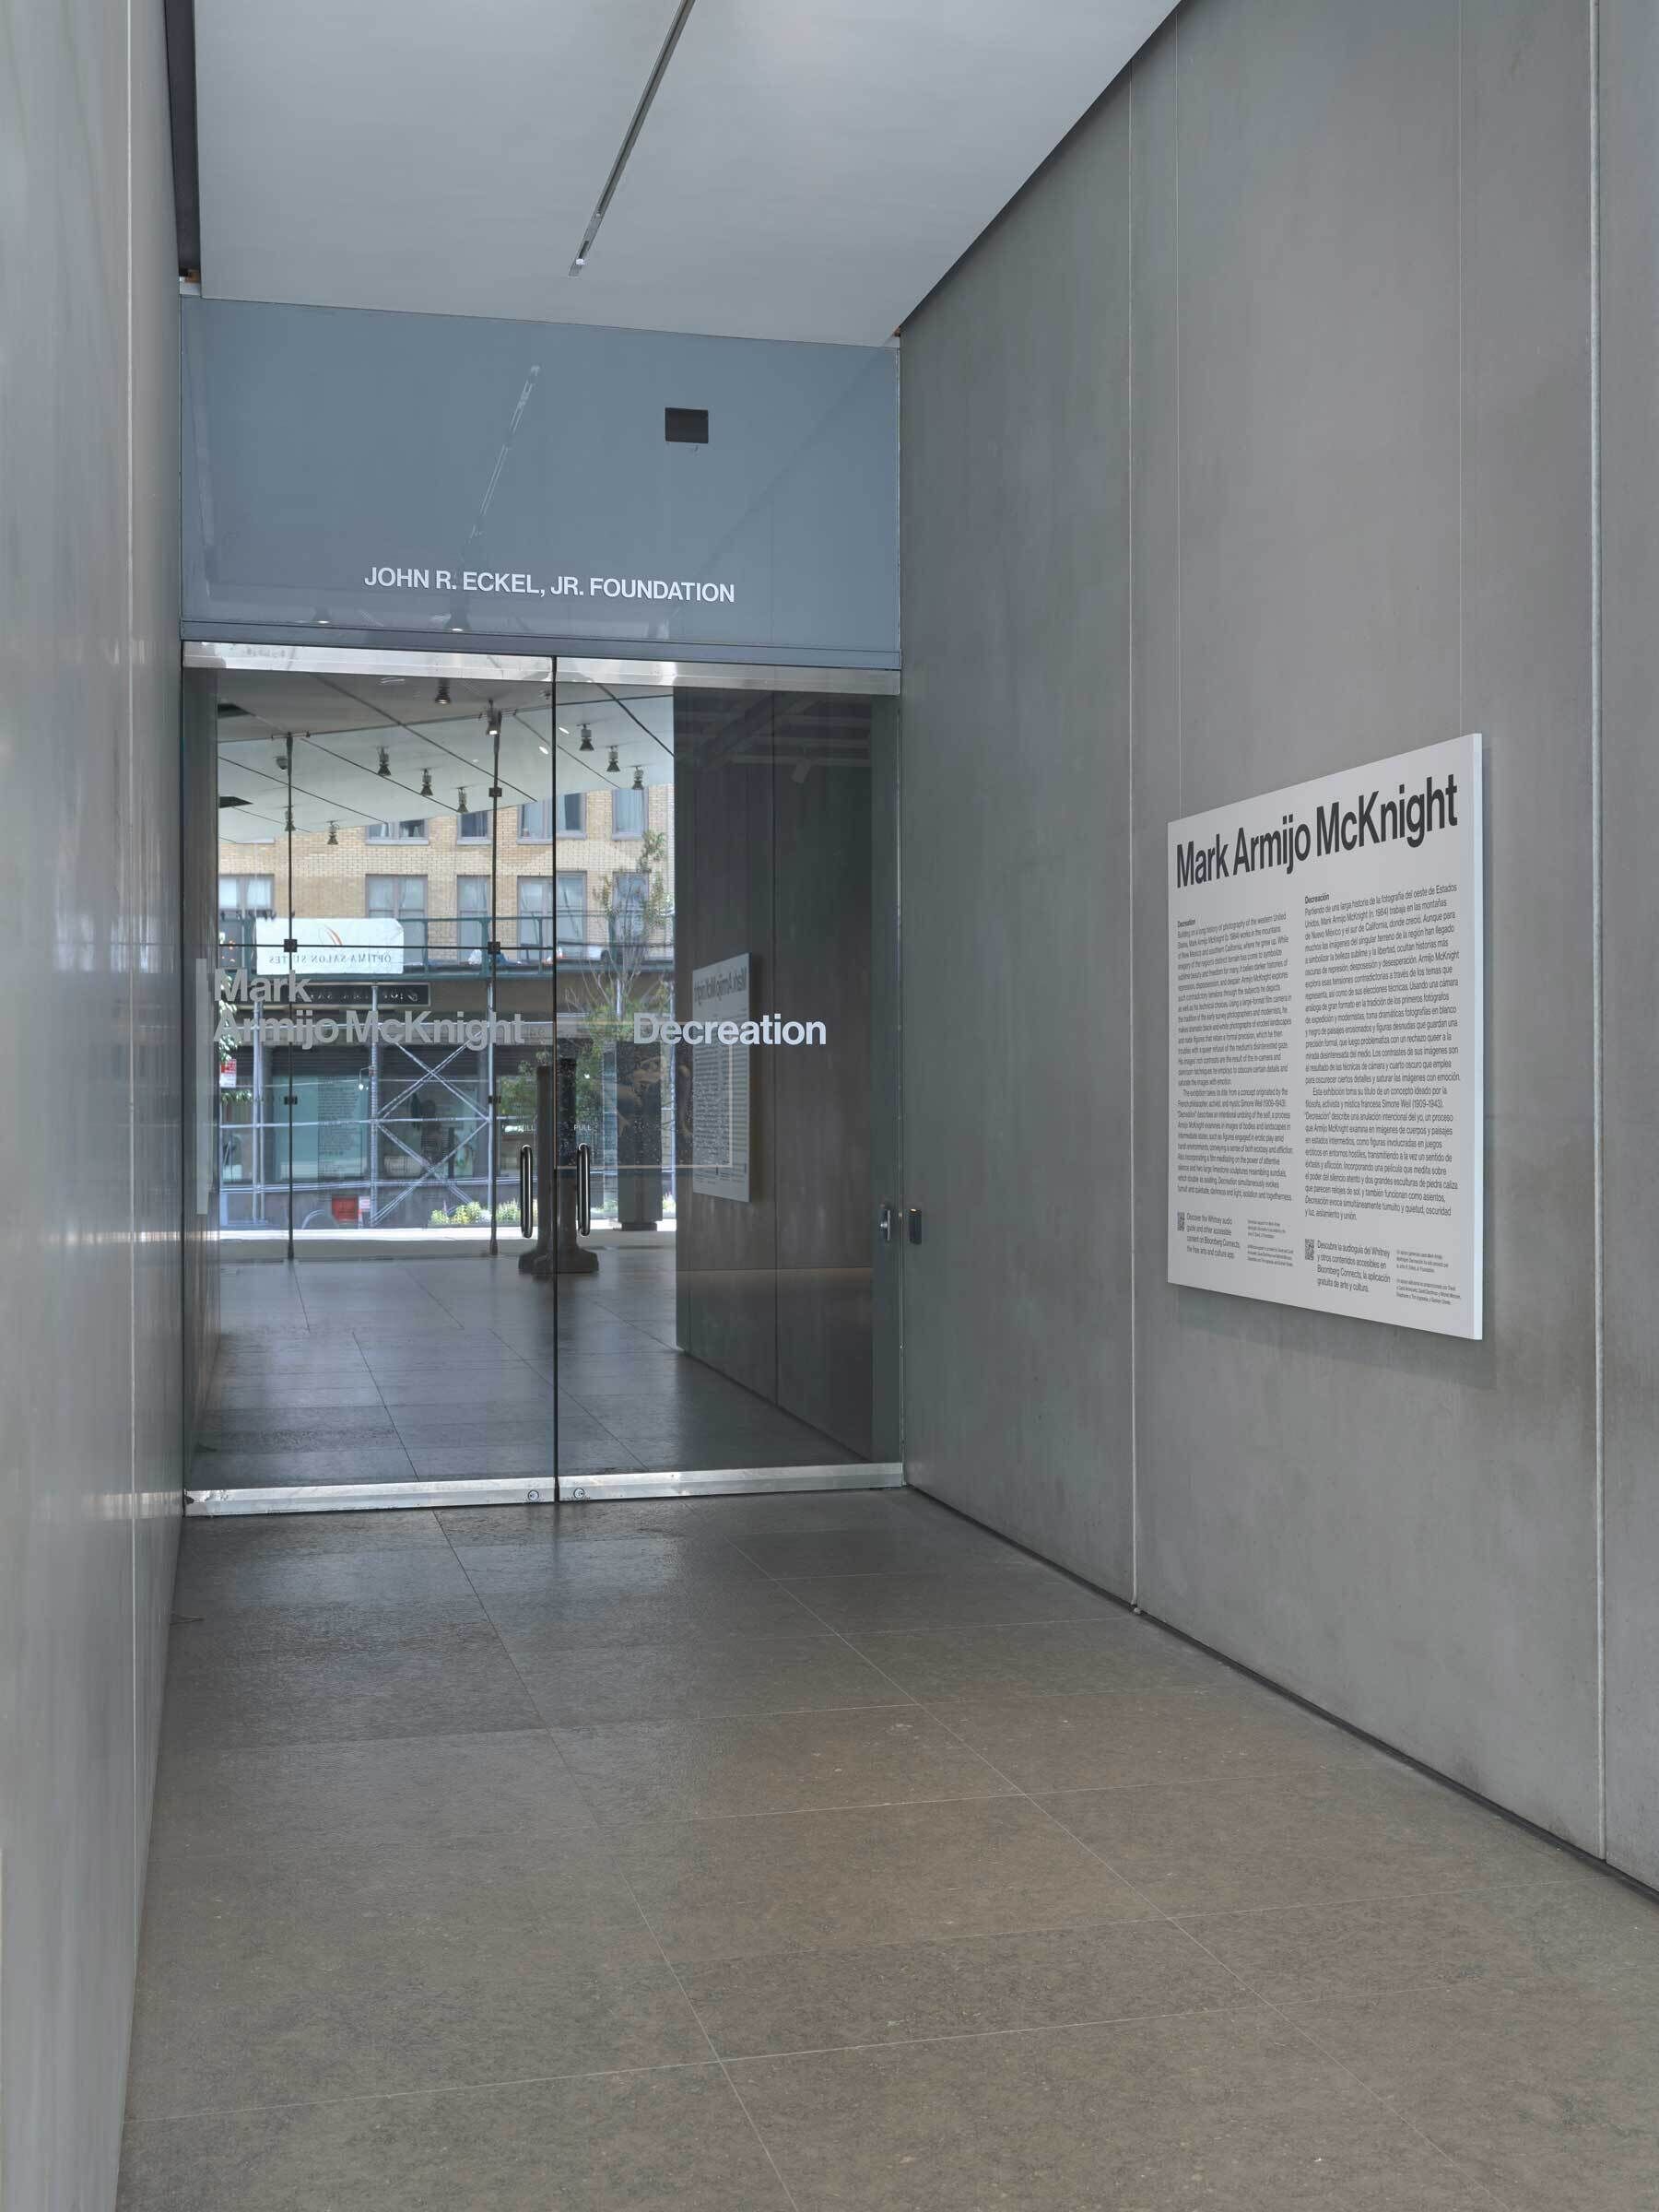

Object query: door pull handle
[518,1144,535,1237]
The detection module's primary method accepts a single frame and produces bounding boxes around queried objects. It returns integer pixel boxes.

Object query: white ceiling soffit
[194,0,1178,346]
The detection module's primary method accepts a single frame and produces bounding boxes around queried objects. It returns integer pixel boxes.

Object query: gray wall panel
[1136,0,1597,1841]
[0,0,184,2200]
[900,88,1136,1590]
[903,0,1611,1855]
[1601,0,1659,1887]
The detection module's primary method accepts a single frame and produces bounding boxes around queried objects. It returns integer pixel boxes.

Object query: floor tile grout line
[712,2052,810,2212]
[460,1594,810,2211]
[434,1517,573,1761]
[577,1786,1024,1829]
[132,2056,739,2128]
[645,1932,811,2212]
[529,1696,926,1725]
[689,1995,1275,2072]
[1232,1994,1520,2211]
[131,1993,1300,2131]
[345,1324,422,1488]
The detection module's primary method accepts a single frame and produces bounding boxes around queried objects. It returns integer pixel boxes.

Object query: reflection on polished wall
[0,0,188,2203]
[669,689,901,1463]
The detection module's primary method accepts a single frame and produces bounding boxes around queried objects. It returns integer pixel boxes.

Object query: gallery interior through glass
[197,653,901,1510]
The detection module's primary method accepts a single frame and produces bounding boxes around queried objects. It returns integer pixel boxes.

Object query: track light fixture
[579,723,594,754]
[606,744,620,775]
[420,768,433,798]
[326,821,338,846]
[457,787,468,813]
[486,702,502,741]
[434,680,451,707]
[632,765,644,789]
[377,747,391,778]
[568,0,698,276]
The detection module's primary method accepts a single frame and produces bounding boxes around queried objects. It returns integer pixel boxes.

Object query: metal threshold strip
[186,1464,906,1517]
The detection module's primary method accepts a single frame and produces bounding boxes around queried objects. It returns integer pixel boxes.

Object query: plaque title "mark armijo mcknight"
[1175,771,1461,888]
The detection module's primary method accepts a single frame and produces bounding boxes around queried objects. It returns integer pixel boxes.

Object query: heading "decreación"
[1174,771,1460,889]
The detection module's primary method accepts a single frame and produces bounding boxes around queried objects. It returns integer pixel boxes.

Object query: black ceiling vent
[665,406,709,445]
[218,794,251,809]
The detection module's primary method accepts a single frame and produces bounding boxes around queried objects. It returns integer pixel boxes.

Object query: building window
[366,875,428,962]
[218,875,275,962]
[457,876,489,957]
[518,798,554,841]
[218,874,275,917]
[611,870,649,941]
[559,789,585,836]
[611,784,645,837]
[366,818,429,841]
[456,810,490,841]
[557,873,586,944]
[518,876,553,956]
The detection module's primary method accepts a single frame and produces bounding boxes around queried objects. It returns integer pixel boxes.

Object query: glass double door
[546,670,901,1492]
[194,648,900,1509]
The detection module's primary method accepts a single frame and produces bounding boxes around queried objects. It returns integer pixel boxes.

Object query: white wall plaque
[690,953,752,1204]
[1168,734,1484,1338]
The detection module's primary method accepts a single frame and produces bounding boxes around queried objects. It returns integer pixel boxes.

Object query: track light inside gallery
[457,788,468,813]
[434,680,451,707]
[378,747,391,778]
[606,745,619,775]
[326,821,337,845]
[631,765,644,789]
[486,702,502,740]
[579,724,594,753]
[420,768,433,797]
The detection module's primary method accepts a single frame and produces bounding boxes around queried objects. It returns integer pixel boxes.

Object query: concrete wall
[0,0,185,2203]
[900,76,1136,1582]
[900,0,1643,1870]
[1600,0,1659,1888]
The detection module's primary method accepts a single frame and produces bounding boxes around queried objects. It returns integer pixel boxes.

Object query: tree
[498,830,673,1149]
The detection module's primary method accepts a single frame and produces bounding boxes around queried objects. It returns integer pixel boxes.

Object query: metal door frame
[188,641,904,1516]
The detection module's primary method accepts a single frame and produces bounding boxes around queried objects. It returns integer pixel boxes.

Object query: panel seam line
[1588,0,1607,1861]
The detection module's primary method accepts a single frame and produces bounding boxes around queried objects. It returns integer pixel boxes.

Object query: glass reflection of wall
[666,688,896,1464]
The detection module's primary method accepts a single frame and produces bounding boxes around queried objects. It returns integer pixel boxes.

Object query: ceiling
[194,0,1177,346]
[216,673,674,844]
[212,670,872,843]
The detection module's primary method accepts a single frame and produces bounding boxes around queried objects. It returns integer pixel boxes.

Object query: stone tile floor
[197,1252,858,1490]
[120,1487,1659,2209]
